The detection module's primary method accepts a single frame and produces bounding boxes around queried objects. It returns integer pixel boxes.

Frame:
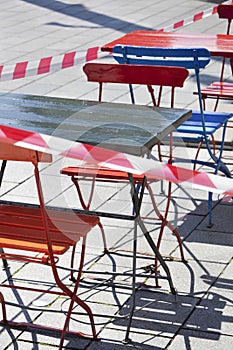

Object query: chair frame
[61,164,178,343]
[0,143,99,348]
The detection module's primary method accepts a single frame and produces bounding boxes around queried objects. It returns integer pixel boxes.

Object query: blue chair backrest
[112,45,210,70]
[113,45,211,114]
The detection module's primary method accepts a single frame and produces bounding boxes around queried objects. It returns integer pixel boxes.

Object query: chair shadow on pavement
[111,287,232,349]
[109,194,233,347]
[1,194,232,348]
[22,0,153,33]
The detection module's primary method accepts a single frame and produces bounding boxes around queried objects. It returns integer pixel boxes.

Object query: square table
[0,93,191,156]
[101,31,233,58]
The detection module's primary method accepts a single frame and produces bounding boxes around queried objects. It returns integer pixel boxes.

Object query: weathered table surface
[102,31,233,58]
[0,93,191,156]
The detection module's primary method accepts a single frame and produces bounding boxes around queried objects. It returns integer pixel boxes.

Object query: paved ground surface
[0,0,232,349]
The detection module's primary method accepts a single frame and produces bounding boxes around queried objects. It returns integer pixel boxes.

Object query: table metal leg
[124,174,176,342]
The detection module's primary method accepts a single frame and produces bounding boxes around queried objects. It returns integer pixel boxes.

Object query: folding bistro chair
[83,62,189,162]
[200,4,233,111]
[113,45,232,226]
[0,143,100,349]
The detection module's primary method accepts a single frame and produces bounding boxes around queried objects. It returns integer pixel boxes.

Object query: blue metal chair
[113,45,233,226]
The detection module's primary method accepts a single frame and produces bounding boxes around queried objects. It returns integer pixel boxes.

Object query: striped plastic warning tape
[0,46,105,81]
[159,0,233,32]
[0,0,232,82]
[0,124,232,197]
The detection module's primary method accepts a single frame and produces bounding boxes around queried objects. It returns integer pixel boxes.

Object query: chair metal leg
[0,161,9,270]
[34,163,97,342]
[71,176,108,252]
[124,219,138,344]
[0,291,7,322]
[146,181,185,263]
[59,236,97,350]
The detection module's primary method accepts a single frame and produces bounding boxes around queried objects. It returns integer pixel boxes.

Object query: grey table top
[0,93,191,156]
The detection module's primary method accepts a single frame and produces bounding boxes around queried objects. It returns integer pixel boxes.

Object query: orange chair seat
[61,165,145,182]
[0,203,99,255]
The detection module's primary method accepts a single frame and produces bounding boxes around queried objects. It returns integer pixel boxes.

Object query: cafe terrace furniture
[0,142,100,349]
[82,62,189,159]
[112,45,233,227]
[200,4,233,111]
[0,95,191,343]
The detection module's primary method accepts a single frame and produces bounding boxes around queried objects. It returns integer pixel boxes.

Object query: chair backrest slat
[112,45,210,112]
[113,46,210,70]
[83,63,189,88]
[83,62,189,106]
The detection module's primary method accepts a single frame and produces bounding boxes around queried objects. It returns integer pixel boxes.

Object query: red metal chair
[83,62,189,161]
[0,143,99,348]
[201,4,233,111]
[69,62,189,245]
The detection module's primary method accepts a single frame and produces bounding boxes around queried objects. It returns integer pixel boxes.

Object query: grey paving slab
[167,330,233,350]
[87,326,171,349]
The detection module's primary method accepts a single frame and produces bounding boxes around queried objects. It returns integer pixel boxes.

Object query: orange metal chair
[201,4,233,111]
[0,143,99,348]
[60,165,181,343]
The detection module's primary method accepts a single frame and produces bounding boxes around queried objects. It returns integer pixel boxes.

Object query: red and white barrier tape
[159,0,233,32]
[0,47,105,81]
[0,124,232,197]
[0,0,232,82]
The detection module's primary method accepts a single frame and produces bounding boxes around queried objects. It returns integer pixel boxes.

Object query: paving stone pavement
[0,1,232,349]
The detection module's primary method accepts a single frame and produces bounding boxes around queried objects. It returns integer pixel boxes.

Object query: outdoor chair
[200,4,233,111]
[83,62,189,161]
[112,45,232,227]
[0,142,100,349]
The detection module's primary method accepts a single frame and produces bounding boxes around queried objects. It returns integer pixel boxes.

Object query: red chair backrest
[83,63,189,88]
[218,4,233,20]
